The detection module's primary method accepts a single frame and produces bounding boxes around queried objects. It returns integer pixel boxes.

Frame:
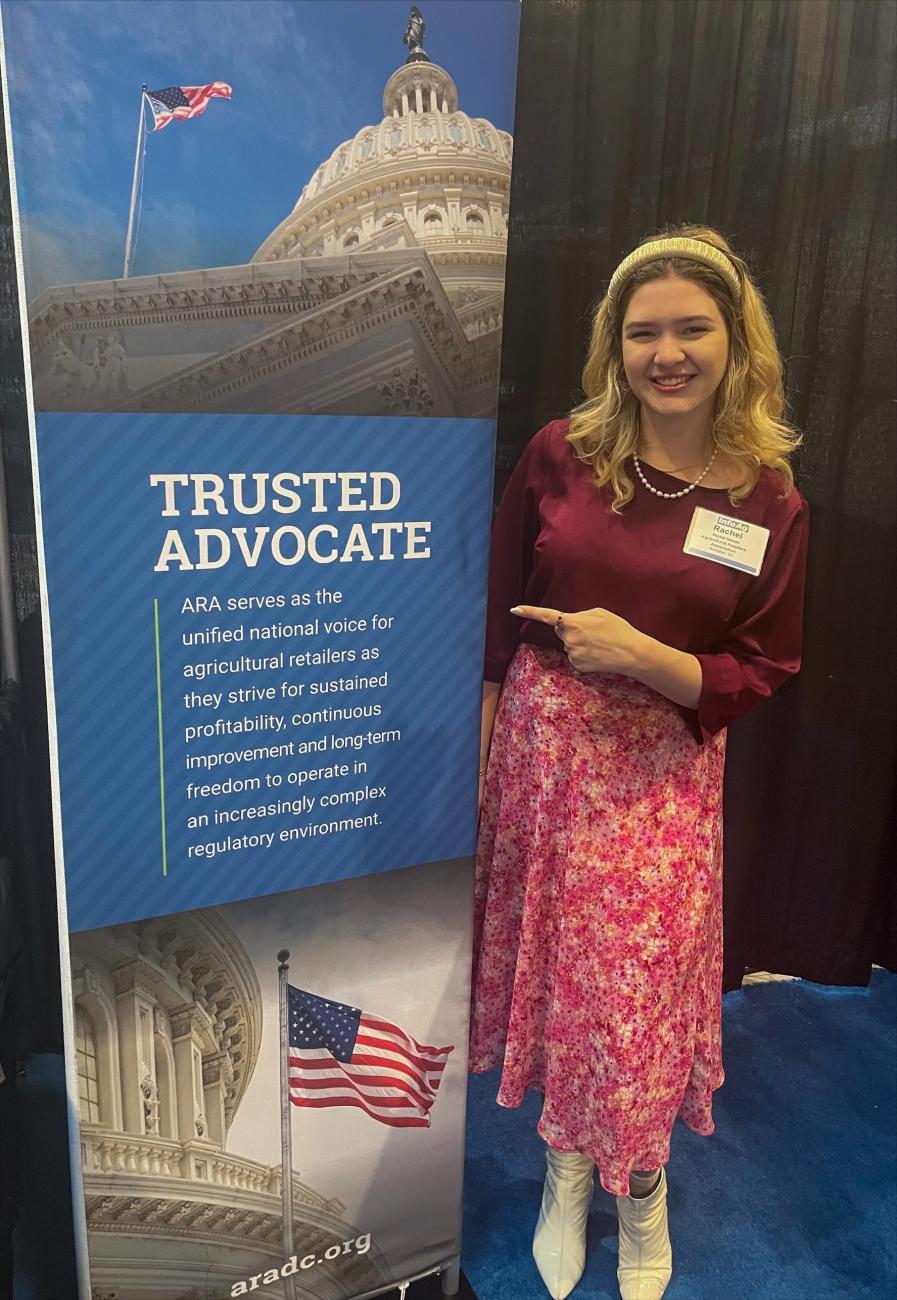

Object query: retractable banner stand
[0,2,520,1296]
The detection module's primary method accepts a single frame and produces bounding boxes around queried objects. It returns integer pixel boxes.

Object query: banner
[37,410,492,932]
[0,1,521,1296]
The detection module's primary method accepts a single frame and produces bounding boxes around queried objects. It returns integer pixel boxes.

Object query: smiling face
[621,275,730,422]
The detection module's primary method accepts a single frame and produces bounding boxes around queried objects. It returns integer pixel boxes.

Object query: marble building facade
[27,48,513,420]
[72,910,386,1300]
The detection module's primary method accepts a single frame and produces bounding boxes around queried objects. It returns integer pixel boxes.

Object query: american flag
[287,986,454,1129]
[145,82,232,131]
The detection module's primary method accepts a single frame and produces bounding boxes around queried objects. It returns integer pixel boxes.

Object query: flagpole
[278,949,298,1300]
[122,84,148,278]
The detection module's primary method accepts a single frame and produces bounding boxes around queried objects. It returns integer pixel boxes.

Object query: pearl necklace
[633,445,720,499]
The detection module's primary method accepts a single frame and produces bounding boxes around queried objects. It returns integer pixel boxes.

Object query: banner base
[411,1266,476,1300]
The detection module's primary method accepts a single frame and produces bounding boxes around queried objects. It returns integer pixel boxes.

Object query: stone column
[201,1053,232,1147]
[153,1006,178,1139]
[170,1004,210,1143]
[357,200,377,242]
[487,191,506,239]
[415,84,424,114]
[317,218,338,256]
[400,192,418,237]
[444,187,463,234]
[113,961,160,1135]
[402,90,410,115]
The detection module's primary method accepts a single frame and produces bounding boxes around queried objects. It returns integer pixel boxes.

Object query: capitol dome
[28,7,515,420]
[253,55,513,312]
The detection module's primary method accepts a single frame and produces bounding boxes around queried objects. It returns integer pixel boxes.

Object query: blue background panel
[37,412,494,931]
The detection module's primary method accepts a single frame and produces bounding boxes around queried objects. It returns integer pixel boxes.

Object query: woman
[469,225,810,1300]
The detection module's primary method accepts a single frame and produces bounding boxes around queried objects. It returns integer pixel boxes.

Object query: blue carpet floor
[461,969,897,1300]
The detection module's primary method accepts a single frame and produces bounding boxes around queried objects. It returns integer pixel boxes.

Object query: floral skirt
[469,644,728,1196]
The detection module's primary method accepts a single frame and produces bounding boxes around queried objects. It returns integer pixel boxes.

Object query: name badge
[683,507,770,576]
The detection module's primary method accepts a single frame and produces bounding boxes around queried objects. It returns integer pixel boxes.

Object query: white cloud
[21,186,209,299]
[6,0,359,154]
[22,201,122,297]
[5,1,387,294]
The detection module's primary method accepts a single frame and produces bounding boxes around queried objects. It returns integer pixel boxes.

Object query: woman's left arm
[509,602,701,706]
[512,492,810,744]
[626,636,703,709]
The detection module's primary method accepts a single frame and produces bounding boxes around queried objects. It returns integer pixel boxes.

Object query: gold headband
[606,237,742,307]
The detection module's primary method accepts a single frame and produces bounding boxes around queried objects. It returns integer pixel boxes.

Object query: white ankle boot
[615,1166,673,1300]
[532,1145,595,1299]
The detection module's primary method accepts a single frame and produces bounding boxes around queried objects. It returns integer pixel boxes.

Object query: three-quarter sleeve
[482,423,550,682]
[688,493,810,746]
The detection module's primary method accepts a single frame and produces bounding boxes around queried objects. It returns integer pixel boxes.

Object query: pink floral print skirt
[469,643,728,1196]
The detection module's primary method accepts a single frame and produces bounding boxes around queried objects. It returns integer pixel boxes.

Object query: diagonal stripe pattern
[35,412,496,932]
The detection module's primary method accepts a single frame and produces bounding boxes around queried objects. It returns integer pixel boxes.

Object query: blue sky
[1,0,520,296]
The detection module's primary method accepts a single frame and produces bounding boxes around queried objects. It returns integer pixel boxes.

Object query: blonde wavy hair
[567,223,803,513]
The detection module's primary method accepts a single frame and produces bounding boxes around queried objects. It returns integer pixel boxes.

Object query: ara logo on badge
[683,507,770,575]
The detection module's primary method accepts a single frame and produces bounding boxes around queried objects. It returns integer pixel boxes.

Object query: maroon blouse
[483,419,811,746]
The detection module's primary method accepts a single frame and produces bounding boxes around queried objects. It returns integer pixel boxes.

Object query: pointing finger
[509,604,563,626]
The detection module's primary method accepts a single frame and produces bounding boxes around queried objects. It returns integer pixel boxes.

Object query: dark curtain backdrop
[1,64,78,1298]
[497,0,897,990]
[0,73,61,1059]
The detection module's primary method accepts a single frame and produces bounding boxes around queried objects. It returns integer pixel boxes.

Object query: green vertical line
[154,598,168,877]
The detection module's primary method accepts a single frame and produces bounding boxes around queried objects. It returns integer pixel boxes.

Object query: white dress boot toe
[615,1166,673,1300]
[532,1146,595,1299]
